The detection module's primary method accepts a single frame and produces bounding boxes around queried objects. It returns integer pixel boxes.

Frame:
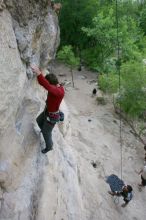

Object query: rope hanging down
[115,0,123,180]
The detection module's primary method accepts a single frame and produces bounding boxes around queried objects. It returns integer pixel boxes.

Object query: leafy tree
[82,5,143,71]
[59,0,146,71]
[57,45,79,87]
[82,8,117,71]
[117,61,146,118]
[57,0,146,141]
[139,7,146,35]
[59,0,98,54]
[98,72,119,93]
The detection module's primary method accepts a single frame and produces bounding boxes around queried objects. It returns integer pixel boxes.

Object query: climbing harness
[46,111,64,123]
[44,106,64,124]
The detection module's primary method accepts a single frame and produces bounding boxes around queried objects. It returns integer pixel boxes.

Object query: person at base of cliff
[108,185,133,207]
[92,88,97,97]
[138,164,146,188]
[31,65,65,154]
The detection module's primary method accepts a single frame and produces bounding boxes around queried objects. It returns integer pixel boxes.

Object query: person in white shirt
[138,165,146,187]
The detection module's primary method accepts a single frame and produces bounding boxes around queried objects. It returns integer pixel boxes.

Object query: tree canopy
[58,0,146,119]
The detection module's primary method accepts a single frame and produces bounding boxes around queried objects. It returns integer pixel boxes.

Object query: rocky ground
[50,63,146,220]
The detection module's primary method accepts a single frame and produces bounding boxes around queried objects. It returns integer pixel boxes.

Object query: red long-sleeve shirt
[37,74,65,112]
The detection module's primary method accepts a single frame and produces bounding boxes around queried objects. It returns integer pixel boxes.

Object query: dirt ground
[53,63,146,220]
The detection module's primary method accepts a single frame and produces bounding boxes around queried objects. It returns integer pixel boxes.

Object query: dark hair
[45,73,59,85]
[144,145,146,151]
[51,1,54,8]
[127,185,133,192]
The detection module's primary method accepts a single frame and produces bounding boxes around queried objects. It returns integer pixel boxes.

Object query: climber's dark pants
[36,111,55,151]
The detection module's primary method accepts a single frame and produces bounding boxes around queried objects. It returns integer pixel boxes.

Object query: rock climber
[31,65,65,154]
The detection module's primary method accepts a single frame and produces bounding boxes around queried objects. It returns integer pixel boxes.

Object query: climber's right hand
[31,65,41,76]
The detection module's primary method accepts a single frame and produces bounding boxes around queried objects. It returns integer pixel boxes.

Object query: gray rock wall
[0,1,61,219]
[5,0,60,77]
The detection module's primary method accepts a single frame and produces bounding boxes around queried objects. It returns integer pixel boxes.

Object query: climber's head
[45,73,59,85]
[123,185,133,193]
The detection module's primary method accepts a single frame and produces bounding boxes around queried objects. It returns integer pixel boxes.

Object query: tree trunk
[71,68,74,88]
[114,105,146,145]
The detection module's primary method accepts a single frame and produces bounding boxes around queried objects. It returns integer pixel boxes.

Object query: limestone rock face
[5,0,60,77]
[0,1,61,219]
[0,0,6,11]
[0,10,26,136]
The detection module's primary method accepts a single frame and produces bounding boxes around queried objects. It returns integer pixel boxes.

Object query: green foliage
[82,8,116,64]
[96,96,106,105]
[119,17,143,62]
[59,0,98,51]
[59,0,146,72]
[140,7,146,35]
[57,45,79,68]
[137,36,146,56]
[117,61,146,118]
[82,6,143,71]
[99,59,146,119]
[81,48,102,72]
[58,0,146,120]
[98,73,119,94]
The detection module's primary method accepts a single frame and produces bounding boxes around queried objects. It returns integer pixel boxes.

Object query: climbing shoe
[41,148,52,154]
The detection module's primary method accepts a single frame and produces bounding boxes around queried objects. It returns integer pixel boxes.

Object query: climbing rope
[115,0,123,180]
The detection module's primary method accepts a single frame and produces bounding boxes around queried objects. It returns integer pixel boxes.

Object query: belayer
[108,184,133,207]
[106,174,133,207]
[31,65,65,154]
